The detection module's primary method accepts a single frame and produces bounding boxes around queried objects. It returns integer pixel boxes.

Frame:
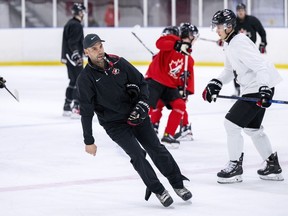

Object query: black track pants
[104,117,185,194]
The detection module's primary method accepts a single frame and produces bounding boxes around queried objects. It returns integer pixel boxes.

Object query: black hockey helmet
[162,26,180,36]
[72,3,86,16]
[236,3,246,11]
[179,22,199,40]
[211,9,236,30]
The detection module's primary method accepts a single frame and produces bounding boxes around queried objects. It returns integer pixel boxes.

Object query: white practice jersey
[217,33,282,95]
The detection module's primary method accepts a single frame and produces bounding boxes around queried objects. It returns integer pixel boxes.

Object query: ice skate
[217,153,244,184]
[155,190,173,207]
[258,152,284,181]
[71,105,80,119]
[63,102,72,117]
[173,186,192,201]
[161,133,180,149]
[174,124,193,141]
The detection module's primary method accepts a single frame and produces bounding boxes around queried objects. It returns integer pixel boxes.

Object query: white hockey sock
[224,119,244,161]
[243,126,273,160]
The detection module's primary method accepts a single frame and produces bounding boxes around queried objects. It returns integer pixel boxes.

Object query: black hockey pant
[103,117,186,194]
[65,62,83,105]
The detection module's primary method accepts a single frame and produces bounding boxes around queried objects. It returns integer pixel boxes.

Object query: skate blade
[70,113,81,119]
[63,111,72,117]
[162,142,180,149]
[217,175,243,184]
[176,134,194,141]
[259,173,284,181]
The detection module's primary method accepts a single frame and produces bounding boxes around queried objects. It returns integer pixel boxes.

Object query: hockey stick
[182,54,189,99]
[4,86,19,102]
[217,95,288,105]
[131,32,155,55]
[199,38,218,43]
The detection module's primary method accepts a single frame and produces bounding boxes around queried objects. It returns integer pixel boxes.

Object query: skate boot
[161,133,180,149]
[63,102,72,117]
[173,186,192,201]
[71,104,80,119]
[174,124,193,141]
[217,153,244,184]
[155,190,173,207]
[152,122,159,134]
[257,152,284,181]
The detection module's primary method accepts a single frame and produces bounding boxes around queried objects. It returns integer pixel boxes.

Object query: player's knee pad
[170,98,186,114]
[243,126,264,137]
[224,118,242,135]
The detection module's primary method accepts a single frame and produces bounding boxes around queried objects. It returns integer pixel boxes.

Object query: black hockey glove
[0,77,6,88]
[126,83,140,102]
[127,101,149,126]
[174,40,192,55]
[259,42,266,54]
[71,50,83,66]
[257,86,272,108]
[202,79,222,103]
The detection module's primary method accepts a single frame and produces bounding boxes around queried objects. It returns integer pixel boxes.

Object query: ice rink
[0,65,287,216]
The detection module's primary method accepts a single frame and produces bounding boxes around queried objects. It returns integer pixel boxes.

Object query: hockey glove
[127,101,149,126]
[259,42,266,54]
[126,83,140,103]
[202,79,222,103]
[71,50,83,66]
[216,39,224,47]
[126,83,140,100]
[178,86,191,100]
[174,41,192,55]
[257,86,272,108]
[0,77,6,88]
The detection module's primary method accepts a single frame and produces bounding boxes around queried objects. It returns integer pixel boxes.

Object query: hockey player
[146,24,197,148]
[76,33,192,207]
[149,25,197,142]
[0,76,6,88]
[202,9,283,183]
[235,3,267,53]
[61,3,85,118]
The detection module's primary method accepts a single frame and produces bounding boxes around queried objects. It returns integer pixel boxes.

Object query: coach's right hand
[85,144,97,156]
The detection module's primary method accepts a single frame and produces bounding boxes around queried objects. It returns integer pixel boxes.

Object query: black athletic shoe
[257,152,284,181]
[173,187,192,201]
[156,190,173,207]
[217,153,244,184]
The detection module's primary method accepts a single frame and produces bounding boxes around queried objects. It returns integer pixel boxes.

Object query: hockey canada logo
[169,59,183,79]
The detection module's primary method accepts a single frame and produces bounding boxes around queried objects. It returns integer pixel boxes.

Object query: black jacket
[76,54,149,144]
[61,17,84,62]
[235,15,267,45]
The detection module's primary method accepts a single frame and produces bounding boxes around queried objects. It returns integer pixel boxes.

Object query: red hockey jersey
[145,34,195,94]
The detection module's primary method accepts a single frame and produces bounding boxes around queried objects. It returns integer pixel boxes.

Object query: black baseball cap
[83,34,105,49]
[236,3,246,11]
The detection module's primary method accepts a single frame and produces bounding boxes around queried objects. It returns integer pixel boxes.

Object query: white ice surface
[0,65,287,216]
